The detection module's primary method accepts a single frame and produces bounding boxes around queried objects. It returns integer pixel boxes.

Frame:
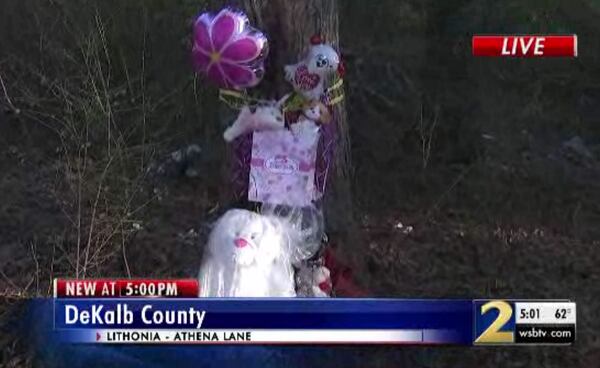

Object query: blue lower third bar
[53,299,473,345]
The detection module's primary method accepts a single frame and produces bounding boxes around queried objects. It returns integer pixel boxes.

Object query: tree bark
[238,0,355,238]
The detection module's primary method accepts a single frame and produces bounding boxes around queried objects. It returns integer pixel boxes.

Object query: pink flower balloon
[193,8,268,90]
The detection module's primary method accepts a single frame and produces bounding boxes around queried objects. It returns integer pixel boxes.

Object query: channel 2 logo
[474,300,576,345]
[474,300,516,344]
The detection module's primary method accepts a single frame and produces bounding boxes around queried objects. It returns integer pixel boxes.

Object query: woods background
[1,0,599,366]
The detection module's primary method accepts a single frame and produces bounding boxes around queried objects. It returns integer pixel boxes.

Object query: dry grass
[0,3,171,365]
[0,16,149,292]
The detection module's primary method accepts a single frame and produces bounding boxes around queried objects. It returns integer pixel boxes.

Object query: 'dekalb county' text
[64,304,207,328]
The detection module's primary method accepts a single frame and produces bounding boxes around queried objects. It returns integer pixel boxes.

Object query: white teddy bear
[223,104,285,142]
[223,96,332,143]
[198,209,297,297]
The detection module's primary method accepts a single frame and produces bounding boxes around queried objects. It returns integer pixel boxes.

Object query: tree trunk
[238,0,355,238]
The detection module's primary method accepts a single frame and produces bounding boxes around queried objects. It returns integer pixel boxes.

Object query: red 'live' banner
[472,35,577,57]
[54,279,199,298]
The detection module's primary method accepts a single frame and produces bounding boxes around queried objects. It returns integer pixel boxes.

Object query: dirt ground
[1,136,599,366]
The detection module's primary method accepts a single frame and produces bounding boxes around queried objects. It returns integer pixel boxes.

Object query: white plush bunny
[223,104,285,142]
[198,209,297,297]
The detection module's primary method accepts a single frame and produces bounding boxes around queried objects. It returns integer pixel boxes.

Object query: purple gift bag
[228,112,337,207]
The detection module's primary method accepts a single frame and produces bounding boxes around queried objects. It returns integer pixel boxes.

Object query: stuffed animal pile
[198,34,343,298]
[222,34,340,143]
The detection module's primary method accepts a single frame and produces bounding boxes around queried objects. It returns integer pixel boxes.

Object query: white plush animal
[288,101,331,138]
[284,37,341,101]
[302,100,332,124]
[223,104,285,142]
[198,209,297,297]
[290,116,320,138]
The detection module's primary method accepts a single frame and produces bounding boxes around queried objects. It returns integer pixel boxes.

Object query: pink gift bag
[248,123,321,206]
